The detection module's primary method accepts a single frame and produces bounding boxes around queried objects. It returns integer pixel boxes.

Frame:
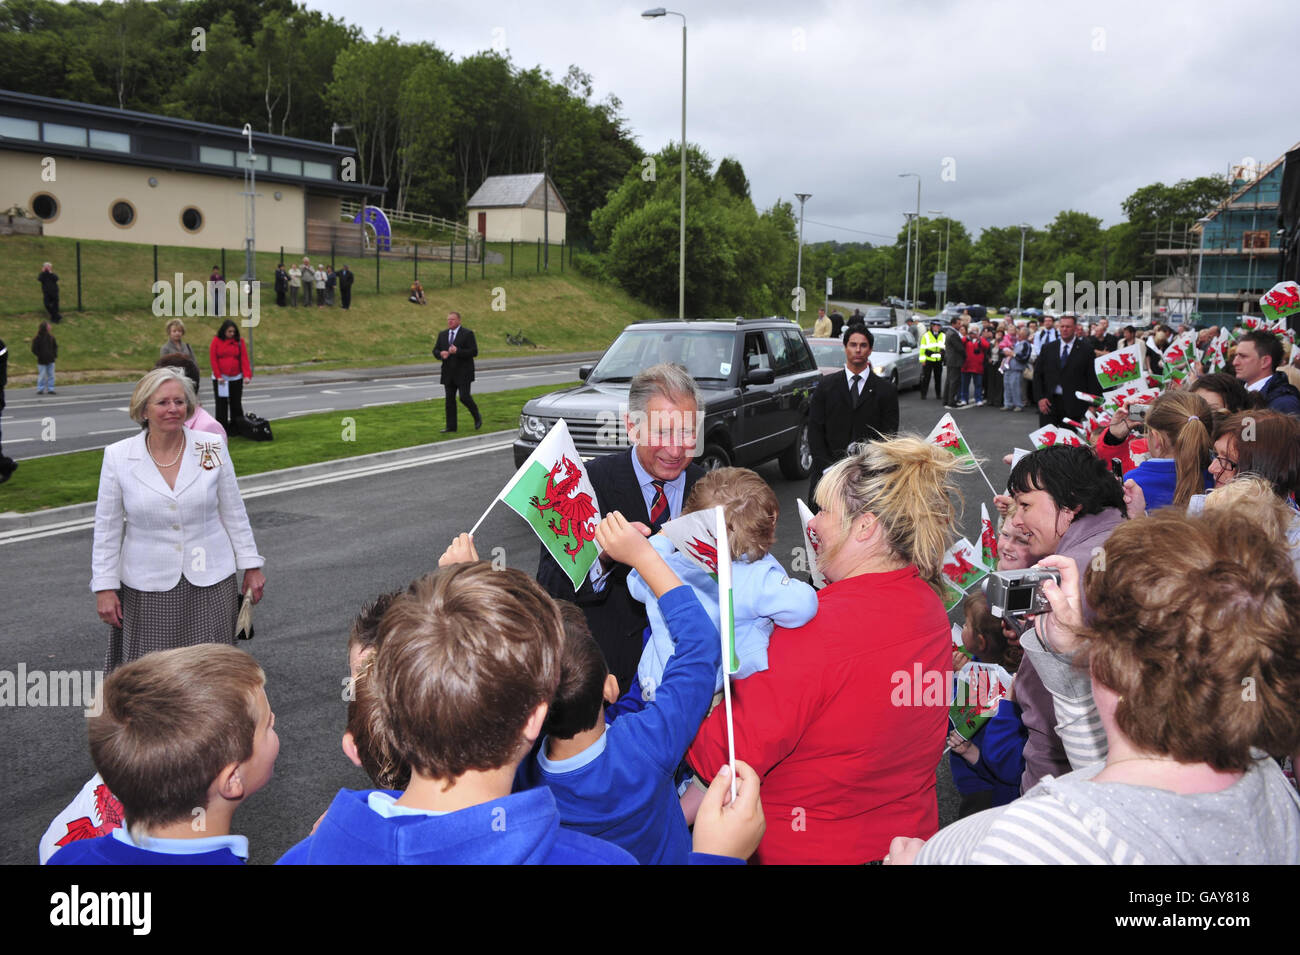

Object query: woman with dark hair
[1188,372,1255,414]
[32,320,57,395]
[687,436,975,863]
[209,319,251,433]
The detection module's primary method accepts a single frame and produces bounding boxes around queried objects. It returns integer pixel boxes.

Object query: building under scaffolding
[1153,146,1295,327]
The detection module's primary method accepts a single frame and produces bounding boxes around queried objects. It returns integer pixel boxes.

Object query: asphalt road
[0,382,1032,865]
[0,355,595,460]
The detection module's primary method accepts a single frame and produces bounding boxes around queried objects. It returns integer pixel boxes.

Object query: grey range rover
[514,318,822,478]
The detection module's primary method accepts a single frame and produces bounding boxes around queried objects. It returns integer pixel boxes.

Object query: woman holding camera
[889,507,1300,864]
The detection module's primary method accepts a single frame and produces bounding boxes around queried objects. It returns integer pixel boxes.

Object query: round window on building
[110,200,136,228]
[31,193,59,221]
[180,207,203,233]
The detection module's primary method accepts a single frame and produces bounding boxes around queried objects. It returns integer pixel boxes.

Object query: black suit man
[433,311,481,432]
[535,364,704,692]
[1032,314,1101,427]
[337,265,354,309]
[807,324,900,507]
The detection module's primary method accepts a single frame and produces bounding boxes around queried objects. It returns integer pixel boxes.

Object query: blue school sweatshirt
[47,828,247,865]
[276,785,635,865]
[1126,458,1213,511]
[949,699,1028,808]
[517,585,721,865]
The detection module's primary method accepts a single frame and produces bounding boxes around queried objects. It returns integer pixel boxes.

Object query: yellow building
[467,173,567,244]
[0,89,382,255]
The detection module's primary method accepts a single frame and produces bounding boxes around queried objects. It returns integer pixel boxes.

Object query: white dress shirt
[91,427,263,593]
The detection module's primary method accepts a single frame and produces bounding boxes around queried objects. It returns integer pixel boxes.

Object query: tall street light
[795,193,811,326]
[901,212,917,315]
[1016,223,1030,312]
[643,8,687,320]
[1195,215,1212,324]
[899,173,920,316]
[929,209,949,312]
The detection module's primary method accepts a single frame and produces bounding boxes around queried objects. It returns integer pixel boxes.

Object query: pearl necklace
[147,432,184,467]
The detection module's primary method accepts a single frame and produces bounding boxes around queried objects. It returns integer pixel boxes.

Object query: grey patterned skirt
[105,574,239,673]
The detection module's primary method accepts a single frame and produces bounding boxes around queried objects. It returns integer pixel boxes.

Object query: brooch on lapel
[195,440,223,471]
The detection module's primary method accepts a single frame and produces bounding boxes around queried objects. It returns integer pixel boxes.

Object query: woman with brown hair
[1122,390,1213,510]
[687,436,975,863]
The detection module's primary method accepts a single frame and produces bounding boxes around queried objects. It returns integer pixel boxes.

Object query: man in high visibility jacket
[918,319,946,399]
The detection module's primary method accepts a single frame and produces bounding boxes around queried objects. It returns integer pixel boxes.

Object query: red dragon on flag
[685,536,719,574]
[943,549,978,584]
[1100,352,1138,379]
[53,782,124,849]
[529,456,598,560]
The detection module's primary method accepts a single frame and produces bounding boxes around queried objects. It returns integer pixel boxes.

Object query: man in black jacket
[942,315,968,408]
[433,311,481,432]
[337,264,355,309]
[0,337,15,482]
[1032,314,1102,426]
[535,363,705,692]
[273,264,288,308]
[807,324,899,507]
[38,263,60,323]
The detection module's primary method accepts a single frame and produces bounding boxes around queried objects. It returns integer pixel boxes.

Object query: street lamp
[901,211,917,314]
[1016,223,1030,312]
[795,193,811,326]
[330,123,353,146]
[1195,216,1212,325]
[899,173,920,315]
[929,209,949,312]
[643,8,687,320]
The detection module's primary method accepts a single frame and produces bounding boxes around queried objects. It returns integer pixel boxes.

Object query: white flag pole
[973,460,1000,499]
[715,507,738,802]
[467,499,497,537]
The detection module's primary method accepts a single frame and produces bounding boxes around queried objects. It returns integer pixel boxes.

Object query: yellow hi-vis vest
[920,331,945,363]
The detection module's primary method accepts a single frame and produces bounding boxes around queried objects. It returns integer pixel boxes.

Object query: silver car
[806,328,921,390]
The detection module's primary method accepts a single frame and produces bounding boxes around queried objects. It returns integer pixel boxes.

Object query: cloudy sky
[319,0,1297,243]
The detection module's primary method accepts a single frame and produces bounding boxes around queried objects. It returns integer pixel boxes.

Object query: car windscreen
[871,332,899,353]
[588,329,735,383]
[865,308,893,321]
[810,341,843,366]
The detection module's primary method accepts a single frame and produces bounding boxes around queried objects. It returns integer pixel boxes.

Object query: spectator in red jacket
[687,436,974,863]
[209,319,252,433]
[960,327,990,406]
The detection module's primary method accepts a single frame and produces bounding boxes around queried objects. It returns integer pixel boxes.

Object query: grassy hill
[0,234,667,384]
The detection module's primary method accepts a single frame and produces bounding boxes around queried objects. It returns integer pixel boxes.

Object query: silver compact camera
[986,567,1062,618]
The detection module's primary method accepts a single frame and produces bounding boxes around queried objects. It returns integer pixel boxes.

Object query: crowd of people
[32,308,1300,863]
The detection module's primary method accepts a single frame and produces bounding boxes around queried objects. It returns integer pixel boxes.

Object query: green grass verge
[0,382,572,514]
[0,233,665,383]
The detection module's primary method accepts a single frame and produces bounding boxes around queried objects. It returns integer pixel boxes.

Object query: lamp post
[899,173,920,316]
[643,8,687,320]
[1195,216,1212,324]
[929,209,949,312]
[795,193,811,326]
[1016,223,1029,312]
[330,123,353,146]
[901,211,917,315]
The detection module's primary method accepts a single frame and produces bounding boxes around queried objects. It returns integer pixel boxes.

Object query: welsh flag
[659,507,722,577]
[1206,327,1231,374]
[1028,424,1084,449]
[941,537,989,594]
[1162,331,1196,367]
[1094,342,1146,390]
[1075,391,1105,408]
[926,413,973,460]
[949,661,1014,741]
[796,498,827,588]
[715,506,739,799]
[1238,314,1268,332]
[1260,282,1300,322]
[498,419,601,590]
[951,622,968,654]
[979,503,998,567]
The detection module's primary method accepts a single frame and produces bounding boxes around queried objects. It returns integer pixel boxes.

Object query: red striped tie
[649,480,668,525]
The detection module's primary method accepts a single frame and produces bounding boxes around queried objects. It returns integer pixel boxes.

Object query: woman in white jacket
[91,367,266,672]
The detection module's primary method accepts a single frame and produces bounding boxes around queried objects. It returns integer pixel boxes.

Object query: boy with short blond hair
[48,644,276,865]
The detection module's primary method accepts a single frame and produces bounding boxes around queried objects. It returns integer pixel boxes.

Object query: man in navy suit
[807,323,899,508]
[535,363,705,692]
[433,311,481,432]
[1032,313,1102,427]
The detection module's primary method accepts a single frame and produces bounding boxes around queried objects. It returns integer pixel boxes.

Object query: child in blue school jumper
[948,593,1026,818]
[625,468,818,709]
[516,512,725,865]
[47,644,278,865]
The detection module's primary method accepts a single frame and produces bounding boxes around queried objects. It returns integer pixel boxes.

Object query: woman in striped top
[888,508,1300,864]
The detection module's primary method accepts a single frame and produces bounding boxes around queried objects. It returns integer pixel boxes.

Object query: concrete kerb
[0,428,516,535]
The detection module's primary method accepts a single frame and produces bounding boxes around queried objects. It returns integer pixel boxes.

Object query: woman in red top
[687,437,973,863]
[960,327,990,405]
[209,319,252,434]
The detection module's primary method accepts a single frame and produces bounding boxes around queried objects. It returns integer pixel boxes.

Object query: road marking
[321,389,342,395]
[284,408,335,417]
[99,406,130,413]
[89,427,138,436]
[362,401,400,408]
[1,439,516,544]
[3,437,34,444]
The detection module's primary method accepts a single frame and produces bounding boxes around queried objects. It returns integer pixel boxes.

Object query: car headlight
[519,414,550,441]
[872,365,884,377]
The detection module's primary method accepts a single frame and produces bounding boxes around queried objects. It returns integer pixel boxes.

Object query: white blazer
[90,427,264,593]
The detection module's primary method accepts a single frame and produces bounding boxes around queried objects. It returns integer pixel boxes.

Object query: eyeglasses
[1211,453,1238,472]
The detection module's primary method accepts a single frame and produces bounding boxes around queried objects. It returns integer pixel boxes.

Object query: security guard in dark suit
[433,311,481,432]
[807,323,900,508]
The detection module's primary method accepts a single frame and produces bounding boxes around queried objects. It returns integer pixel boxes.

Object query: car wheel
[778,424,812,480]
[698,443,731,473]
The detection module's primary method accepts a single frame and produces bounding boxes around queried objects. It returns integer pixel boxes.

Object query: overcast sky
[319,0,1297,243]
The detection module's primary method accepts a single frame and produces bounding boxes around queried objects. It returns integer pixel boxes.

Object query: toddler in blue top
[630,468,818,702]
[47,644,278,865]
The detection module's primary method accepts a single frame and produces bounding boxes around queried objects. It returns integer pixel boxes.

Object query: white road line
[362,401,400,408]
[321,389,342,395]
[284,408,334,417]
[3,437,35,444]
[88,427,137,436]
[359,386,401,393]
[99,406,131,412]
[1,439,516,544]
